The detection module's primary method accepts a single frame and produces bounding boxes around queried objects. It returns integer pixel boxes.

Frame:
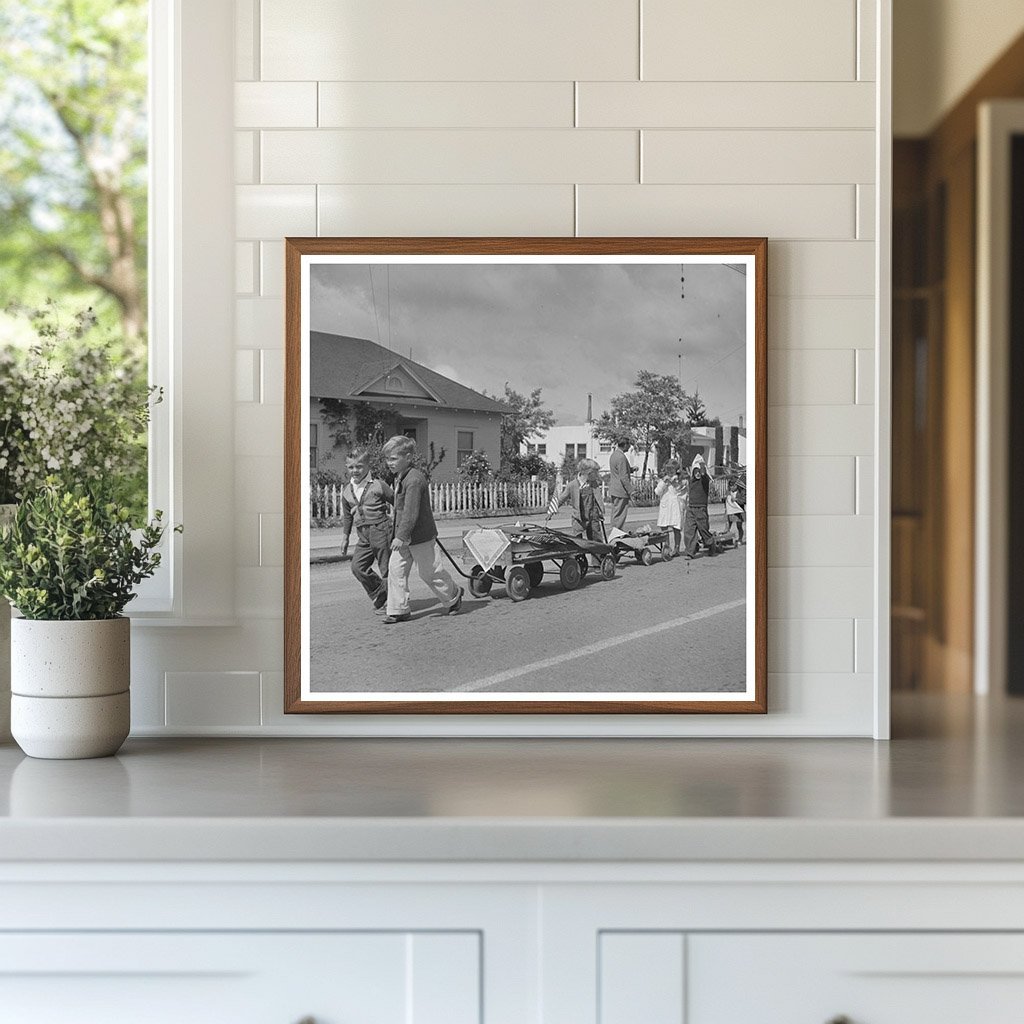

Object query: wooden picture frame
[285,237,767,715]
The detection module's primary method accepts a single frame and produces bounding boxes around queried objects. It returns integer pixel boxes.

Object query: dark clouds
[310,260,747,426]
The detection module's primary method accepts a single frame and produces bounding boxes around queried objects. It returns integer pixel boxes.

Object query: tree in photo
[593,370,688,478]
[0,0,148,344]
[488,383,556,480]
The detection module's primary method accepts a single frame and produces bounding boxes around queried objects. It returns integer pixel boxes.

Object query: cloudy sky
[310,260,748,427]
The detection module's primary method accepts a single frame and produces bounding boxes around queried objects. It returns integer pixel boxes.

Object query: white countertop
[1,693,1023,862]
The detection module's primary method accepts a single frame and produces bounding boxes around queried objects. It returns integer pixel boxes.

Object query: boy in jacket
[339,448,394,611]
[547,458,605,540]
[382,435,463,625]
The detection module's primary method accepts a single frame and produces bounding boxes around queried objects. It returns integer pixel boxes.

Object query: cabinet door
[0,932,480,1024]
[689,933,1024,1024]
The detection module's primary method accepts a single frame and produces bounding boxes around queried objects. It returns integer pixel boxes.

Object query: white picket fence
[310,479,551,523]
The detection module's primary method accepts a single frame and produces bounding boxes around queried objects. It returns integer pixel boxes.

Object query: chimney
[739,413,745,430]
[587,393,593,422]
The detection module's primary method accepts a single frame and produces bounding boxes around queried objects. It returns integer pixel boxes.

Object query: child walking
[726,480,746,545]
[382,435,463,625]
[655,459,683,555]
[339,447,394,611]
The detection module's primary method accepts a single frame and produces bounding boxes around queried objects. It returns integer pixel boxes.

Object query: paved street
[309,507,747,695]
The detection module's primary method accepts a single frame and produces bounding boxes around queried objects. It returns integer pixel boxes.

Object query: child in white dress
[655,460,684,555]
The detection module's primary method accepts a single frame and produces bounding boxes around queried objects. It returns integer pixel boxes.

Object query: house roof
[310,332,511,415]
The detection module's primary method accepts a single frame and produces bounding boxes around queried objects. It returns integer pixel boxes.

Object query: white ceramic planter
[10,617,131,759]
[0,502,15,744]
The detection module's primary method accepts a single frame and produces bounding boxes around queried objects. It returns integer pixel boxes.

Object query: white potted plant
[0,302,163,758]
[0,479,171,759]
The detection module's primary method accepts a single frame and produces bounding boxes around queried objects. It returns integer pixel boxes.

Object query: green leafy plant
[0,302,156,517]
[0,478,176,620]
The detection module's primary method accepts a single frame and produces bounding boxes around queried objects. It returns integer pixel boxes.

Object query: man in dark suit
[608,438,634,531]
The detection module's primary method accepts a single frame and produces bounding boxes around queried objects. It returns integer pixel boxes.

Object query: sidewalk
[309,504,726,563]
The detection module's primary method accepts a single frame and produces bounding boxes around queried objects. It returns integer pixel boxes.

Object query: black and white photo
[284,238,766,714]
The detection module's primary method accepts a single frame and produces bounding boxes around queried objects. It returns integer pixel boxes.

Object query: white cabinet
[0,932,480,1024]
[689,934,1024,1024]
[4,862,1024,1023]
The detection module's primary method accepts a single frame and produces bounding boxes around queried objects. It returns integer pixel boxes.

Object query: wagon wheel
[559,557,582,591]
[505,565,531,602]
[638,547,653,566]
[599,555,617,580]
[526,561,545,588]
[469,565,493,598]
[661,540,675,562]
[576,554,589,578]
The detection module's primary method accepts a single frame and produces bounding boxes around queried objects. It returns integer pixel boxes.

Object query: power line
[680,343,745,392]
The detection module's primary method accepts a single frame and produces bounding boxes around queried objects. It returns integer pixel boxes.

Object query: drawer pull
[826,1017,854,1024]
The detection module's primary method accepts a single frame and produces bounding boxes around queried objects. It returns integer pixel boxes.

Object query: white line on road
[449,597,747,693]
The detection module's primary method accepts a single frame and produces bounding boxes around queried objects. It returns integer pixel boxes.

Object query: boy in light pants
[382,435,464,625]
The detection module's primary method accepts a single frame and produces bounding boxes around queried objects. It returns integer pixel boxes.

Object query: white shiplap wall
[133,0,887,737]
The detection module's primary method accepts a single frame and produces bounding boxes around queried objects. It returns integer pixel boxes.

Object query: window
[600,442,613,453]
[310,423,318,469]
[526,443,536,454]
[576,443,587,458]
[457,430,474,467]
[565,443,575,458]
[537,444,546,456]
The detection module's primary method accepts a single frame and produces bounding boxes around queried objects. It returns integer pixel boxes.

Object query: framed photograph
[284,238,766,714]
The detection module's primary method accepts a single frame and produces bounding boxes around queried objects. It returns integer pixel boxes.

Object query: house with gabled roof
[309,332,511,482]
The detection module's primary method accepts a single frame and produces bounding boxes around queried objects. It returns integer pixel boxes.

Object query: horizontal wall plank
[318,184,574,236]
[643,130,874,185]
[856,183,876,239]
[259,513,285,567]
[642,0,857,81]
[767,457,856,515]
[578,184,854,238]
[769,619,855,673]
[261,0,639,81]
[769,350,856,405]
[764,672,874,729]
[579,82,874,129]
[261,130,638,184]
[856,348,875,402]
[769,241,875,296]
[856,455,875,515]
[235,0,257,81]
[235,349,259,403]
[768,515,873,567]
[770,405,874,456]
[235,403,283,458]
[165,672,262,727]
[261,349,285,404]
[236,82,318,128]
[855,619,873,673]
[769,567,874,619]
[236,185,316,237]
[320,82,574,128]
[235,298,285,351]
[770,297,875,348]
[235,241,255,294]
[235,456,284,512]
[235,131,256,184]
[260,241,285,298]
[235,567,285,618]
[858,0,878,82]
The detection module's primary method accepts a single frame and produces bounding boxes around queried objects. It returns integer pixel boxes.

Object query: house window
[457,430,474,467]
[600,442,613,453]
[537,444,546,456]
[565,443,575,458]
[576,443,587,458]
[310,424,318,469]
[526,444,536,454]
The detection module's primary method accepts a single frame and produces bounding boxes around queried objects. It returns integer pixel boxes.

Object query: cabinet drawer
[0,932,480,1024]
[688,933,1024,1024]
